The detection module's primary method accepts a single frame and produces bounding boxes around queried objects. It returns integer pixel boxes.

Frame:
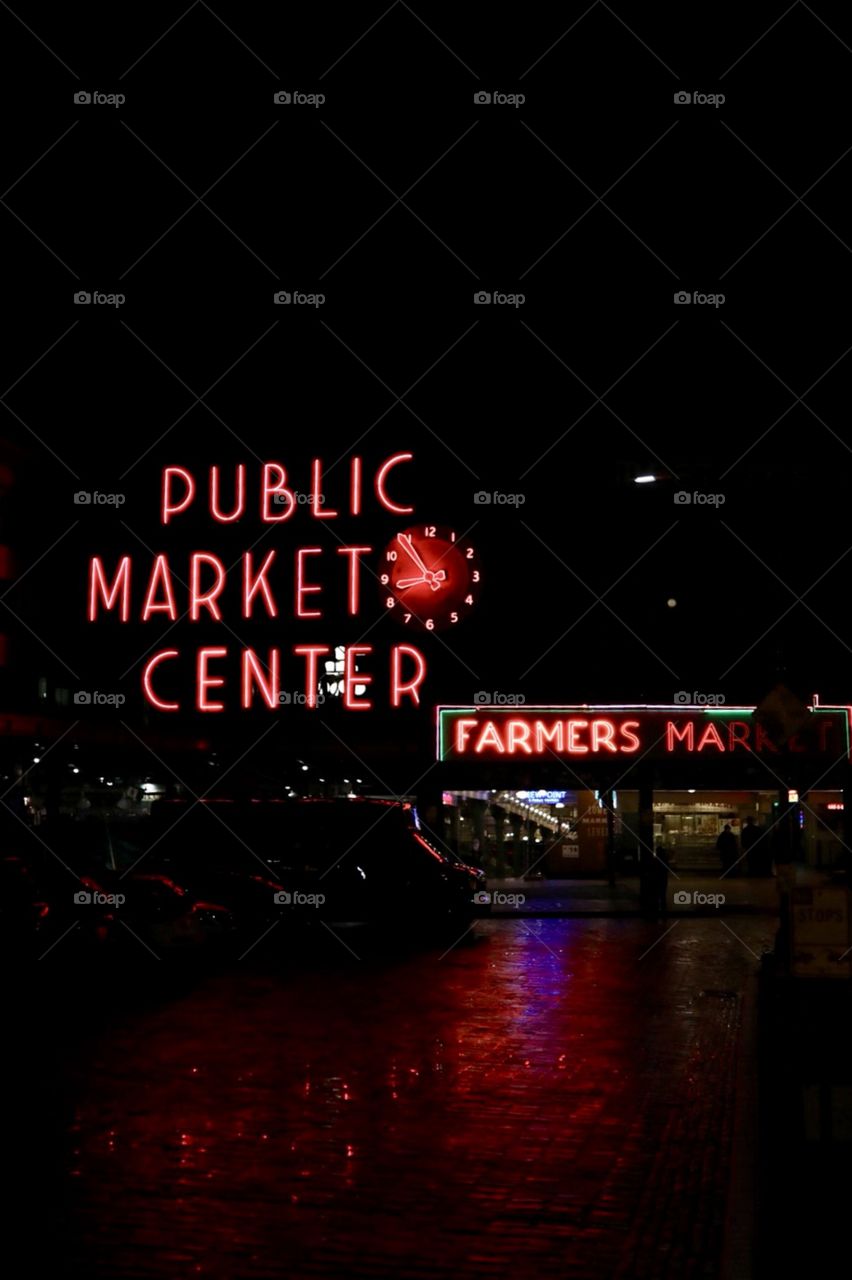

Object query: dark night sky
[3,1,852,757]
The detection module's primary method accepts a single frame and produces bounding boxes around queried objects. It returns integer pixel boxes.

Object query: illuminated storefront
[434,702,852,875]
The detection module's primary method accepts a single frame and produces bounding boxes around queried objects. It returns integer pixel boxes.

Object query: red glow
[261,463,295,522]
[142,555,178,621]
[241,649,280,709]
[311,459,338,519]
[350,456,362,515]
[142,649,179,710]
[295,548,322,618]
[337,546,372,615]
[210,465,246,523]
[190,553,226,621]
[391,644,427,707]
[161,466,195,525]
[243,550,278,618]
[197,647,227,712]
[452,716,643,757]
[88,556,131,621]
[413,832,444,862]
[375,453,414,515]
[441,708,848,760]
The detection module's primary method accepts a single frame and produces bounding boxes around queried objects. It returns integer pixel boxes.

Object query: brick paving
[50,916,774,1278]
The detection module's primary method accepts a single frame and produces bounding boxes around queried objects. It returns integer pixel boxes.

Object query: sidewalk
[483,865,831,916]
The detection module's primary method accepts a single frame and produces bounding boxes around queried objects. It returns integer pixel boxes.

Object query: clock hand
[397,533,430,576]
[396,534,449,591]
[396,571,447,590]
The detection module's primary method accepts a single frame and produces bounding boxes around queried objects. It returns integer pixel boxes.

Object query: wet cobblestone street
[29,915,776,1278]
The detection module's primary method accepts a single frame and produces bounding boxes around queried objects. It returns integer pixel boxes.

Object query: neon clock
[380,525,481,631]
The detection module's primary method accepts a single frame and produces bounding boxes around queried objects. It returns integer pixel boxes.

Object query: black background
[3,2,852,770]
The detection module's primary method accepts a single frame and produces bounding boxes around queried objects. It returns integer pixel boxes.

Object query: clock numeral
[450,611,459,623]
[450,531,456,541]
[386,596,395,608]
[466,547,474,559]
[426,618,435,630]
[404,613,411,623]
[386,550,397,562]
[380,573,389,584]
[472,570,480,582]
[424,525,436,537]
[465,594,474,605]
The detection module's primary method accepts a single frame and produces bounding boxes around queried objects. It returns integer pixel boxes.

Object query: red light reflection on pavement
[57,918,771,1278]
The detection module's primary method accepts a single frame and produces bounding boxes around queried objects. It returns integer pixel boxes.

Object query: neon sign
[85,455,435,712]
[437,705,852,761]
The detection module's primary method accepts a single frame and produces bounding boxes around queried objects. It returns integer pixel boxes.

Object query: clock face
[380,525,482,631]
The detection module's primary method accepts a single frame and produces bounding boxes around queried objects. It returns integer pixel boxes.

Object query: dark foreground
[8,915,783,1279]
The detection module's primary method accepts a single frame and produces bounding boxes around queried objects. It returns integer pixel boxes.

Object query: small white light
[788,789,799,803]
[32,756,40,763]
[667,598,677,608]
[634,474,656,484]
[301,765,309,772]
[72,767,80,775]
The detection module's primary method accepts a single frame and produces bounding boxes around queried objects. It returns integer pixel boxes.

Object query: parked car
[118,871,237,953]
[128,798,486,940]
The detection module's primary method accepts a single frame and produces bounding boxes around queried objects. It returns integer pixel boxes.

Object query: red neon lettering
[375,452,414,515]
[243,550,278,618]
[666,721,694,751]
[310,458,338,519]
[295,548,322,618]
[141,555,178,621]
[755,724,780,753]
[567,719,589,753]
[507,720,533,753]
[534,721,564,752]
[455,718,479,753]
[475,722,505,754]
[190,553,226,621]
[344,646,373,710]
[350,456,362,516]
[142,649,179,710]
[210,464,246,523]
[88,556,131,621]
[619,721,641,751]
[697,722,726,752]
[161,467,195,525]
[337,546,372,615]
[241,649,280,709]
[591,719,618,752]
[197,647,227,711]
[728,720,751,751]
[261,463,295,522]
[391,644,427,707]
[293,645,329,709]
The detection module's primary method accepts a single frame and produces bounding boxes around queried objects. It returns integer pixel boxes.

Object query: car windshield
[117,800,418,875]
